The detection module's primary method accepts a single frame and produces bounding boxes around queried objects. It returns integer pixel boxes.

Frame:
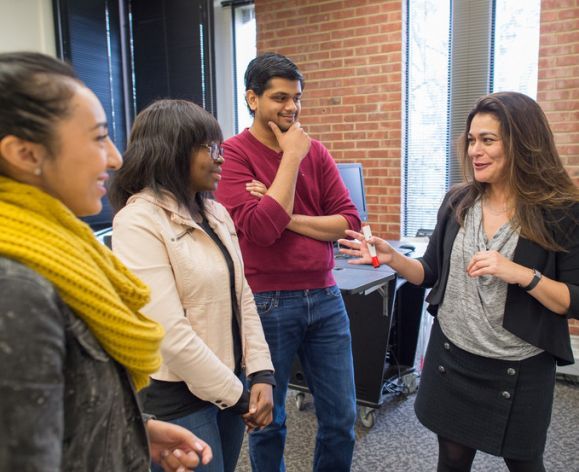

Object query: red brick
[296,5,321,16]
[330,124,355,134]
[540,18,579,34]
[345,36,368,47]
[340,95,365,106]
[309,14,331,23]
[354,45,382,56]
[354,25,381,37]
[541,0,576,10]
[319,1,346,14]
[320,20,346,32]
[319,59,345,69]
[354,4,381,17]
[559,8,579,20]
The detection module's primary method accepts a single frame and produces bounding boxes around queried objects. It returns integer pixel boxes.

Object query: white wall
[0,0,55,55]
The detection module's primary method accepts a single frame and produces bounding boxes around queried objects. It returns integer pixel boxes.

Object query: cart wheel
[359,406,376,428]
[401,372,418,395]
[295,392,306,411]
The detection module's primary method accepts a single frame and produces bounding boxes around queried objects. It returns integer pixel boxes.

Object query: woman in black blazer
[339,92,578,472]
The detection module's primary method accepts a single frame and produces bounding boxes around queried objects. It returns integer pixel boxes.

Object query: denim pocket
[325,285,342,298]
[253,293,276,315]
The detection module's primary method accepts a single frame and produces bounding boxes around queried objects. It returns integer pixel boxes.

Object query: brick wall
[537,0,579,336]
[255,0,403,238]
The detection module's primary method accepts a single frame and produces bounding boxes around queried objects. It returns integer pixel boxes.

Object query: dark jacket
[418,189,579,365]
[0,257,150,471]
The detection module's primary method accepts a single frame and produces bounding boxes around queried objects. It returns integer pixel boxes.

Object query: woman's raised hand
[337,229,396,265]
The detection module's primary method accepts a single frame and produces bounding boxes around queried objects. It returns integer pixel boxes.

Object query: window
[232,3,256,133]
[403,0,541,237]
[54,0,129,230]
[53,0,216,229]
[129,0,216,114]
[492,0,541,97]
[403,0,451,237]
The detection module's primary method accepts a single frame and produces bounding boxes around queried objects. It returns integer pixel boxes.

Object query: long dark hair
[0,52,80,158]
[452,91,578,251]
[109,99,222,214]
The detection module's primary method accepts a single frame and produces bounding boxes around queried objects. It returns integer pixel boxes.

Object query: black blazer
[418,189,579,365]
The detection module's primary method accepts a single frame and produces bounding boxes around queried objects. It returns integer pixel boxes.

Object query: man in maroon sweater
[215,53,361,472]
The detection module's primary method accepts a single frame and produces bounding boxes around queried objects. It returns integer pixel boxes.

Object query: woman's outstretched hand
[339,230,426,285]
[337,229,396,265]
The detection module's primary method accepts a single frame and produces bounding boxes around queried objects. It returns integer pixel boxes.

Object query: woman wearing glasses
[109,100,275,472]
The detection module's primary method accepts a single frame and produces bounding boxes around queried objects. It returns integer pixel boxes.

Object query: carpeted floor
[235,378,579,471]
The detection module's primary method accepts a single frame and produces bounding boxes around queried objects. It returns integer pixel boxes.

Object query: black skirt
[415,320,556,460]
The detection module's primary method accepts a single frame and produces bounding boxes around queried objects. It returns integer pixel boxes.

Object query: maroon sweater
[215,129,361,293]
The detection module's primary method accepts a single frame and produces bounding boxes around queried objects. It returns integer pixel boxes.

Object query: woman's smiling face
[468,113,507,188]
[39,86,122,216]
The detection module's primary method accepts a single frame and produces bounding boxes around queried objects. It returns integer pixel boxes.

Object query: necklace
[482,198,512,216]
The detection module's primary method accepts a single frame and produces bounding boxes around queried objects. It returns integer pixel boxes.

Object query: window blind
[447,0,494,186]
[54,0,129,230]
[403,0,451,237]
[403,0,494,237]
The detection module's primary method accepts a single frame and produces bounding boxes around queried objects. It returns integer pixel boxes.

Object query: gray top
[438,199,543,360]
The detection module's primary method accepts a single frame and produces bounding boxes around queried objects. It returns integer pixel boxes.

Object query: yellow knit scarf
[0,177,163,390]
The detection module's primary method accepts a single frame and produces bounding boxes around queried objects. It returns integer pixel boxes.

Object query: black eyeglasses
[204,143,224,161]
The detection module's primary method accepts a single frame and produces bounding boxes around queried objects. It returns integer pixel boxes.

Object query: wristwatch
[521,269,542,291]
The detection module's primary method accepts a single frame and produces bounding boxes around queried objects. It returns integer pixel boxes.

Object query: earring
[33,167,42,176]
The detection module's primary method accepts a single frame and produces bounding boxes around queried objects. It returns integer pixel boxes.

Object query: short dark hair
[0,52,80,156]
[244,52,304,116]
[108,99,223,213]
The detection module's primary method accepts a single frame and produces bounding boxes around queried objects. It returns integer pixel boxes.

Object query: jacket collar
[127,189,226,228]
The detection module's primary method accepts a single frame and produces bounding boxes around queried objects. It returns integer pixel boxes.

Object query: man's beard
[275,116,295,132]
[276,123,291,132]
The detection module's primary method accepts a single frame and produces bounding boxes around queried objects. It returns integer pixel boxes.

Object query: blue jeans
[249,286,356,472]
[150,404,245,472]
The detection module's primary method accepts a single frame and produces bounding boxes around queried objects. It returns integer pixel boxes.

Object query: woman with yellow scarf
[0,52,212,471]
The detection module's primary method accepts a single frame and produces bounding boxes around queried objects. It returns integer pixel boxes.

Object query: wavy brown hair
[451,91,578,251]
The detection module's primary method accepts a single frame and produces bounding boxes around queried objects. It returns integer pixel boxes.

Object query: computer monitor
[337,163,368,222]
